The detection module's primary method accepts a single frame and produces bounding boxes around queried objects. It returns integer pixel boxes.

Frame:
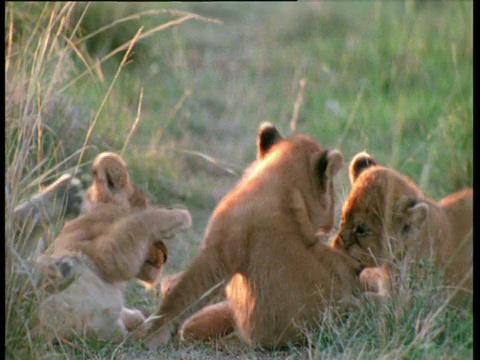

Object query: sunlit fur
[333,151,473,303]
[83,152,172,286]
[32,152,191,342]
[141,123,364,350]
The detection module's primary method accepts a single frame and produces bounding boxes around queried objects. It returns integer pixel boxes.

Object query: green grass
[5,2,472,359]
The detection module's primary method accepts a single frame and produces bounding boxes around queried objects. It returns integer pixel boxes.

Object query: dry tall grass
[5,3,219,358]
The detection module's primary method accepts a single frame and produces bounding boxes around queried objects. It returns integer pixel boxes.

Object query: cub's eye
[355,225,368,236]
[92,169,98,177]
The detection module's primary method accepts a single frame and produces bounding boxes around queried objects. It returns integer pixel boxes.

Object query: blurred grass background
[5,2,472,359]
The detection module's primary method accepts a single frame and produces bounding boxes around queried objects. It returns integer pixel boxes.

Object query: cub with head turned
[33,152,192,342]
[141,123,363,350]
[333,151,473,303]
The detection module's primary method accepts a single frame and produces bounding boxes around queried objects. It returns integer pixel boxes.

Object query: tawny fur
[141,123,363,350]
[33,152,192,342]
[333,152,473,303]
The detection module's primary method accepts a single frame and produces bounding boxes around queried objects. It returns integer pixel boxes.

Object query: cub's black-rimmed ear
[349,151,377,185]
[257,122,284,160]
[313,149,344,187]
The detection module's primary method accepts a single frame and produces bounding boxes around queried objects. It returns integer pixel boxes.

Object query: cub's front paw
[121,307,146,332]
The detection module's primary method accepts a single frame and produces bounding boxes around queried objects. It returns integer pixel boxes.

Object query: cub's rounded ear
[93,152,130,191]
[257,122,284,160]
[349,151,377,185]
[313,149,344,187]
[397,196,429,229]
[325,149,344,179]
[406,201,428,228]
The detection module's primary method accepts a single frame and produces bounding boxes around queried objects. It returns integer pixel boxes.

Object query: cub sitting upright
[141,123,363,350]
[333,151,473,302]
[33,152,192,342]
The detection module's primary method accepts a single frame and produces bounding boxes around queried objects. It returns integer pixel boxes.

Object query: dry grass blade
[96,14,196,69]
[24,147,87,192]
[6,4,14,74]
[64,37,96,80]
[121,88,144,156]
[335,83,366,148]
[76,26,144,170]
[166,88,193,127]
[43,3,85,103]
[61,11,222,94]
[75,8,223,46]
[290,78,306,133]
[177,149,238,176]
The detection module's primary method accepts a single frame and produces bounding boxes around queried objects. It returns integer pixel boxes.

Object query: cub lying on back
[333,151,473,302]
[140,123,364,350]
[33,152,192,342]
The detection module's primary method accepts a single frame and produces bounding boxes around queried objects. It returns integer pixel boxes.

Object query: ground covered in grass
[5,2,472,359]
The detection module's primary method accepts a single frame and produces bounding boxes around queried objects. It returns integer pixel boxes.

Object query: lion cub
[32,152,192,342]
[141,123,363,350]
[333,151,472,302]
